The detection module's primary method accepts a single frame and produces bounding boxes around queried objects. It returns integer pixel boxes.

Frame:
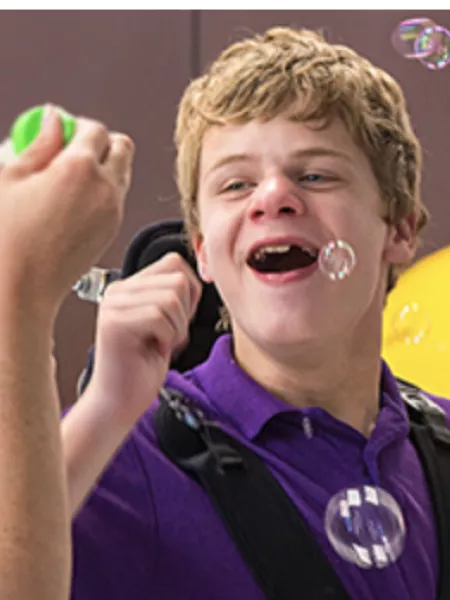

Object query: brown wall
[0,10,449,406]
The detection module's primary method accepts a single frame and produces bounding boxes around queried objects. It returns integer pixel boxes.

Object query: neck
[233,317,383,438]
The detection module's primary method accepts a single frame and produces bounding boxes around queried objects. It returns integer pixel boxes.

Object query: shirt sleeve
[70,433,158,600]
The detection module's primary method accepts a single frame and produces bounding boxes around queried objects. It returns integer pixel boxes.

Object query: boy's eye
[300,173,326,183]
[223,181,250,192]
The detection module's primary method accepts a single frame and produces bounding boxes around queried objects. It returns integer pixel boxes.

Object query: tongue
[249,247,316,273]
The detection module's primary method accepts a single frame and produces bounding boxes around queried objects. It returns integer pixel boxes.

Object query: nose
[247,175,305,222]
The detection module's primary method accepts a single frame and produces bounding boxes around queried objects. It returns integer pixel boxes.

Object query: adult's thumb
[15,105,63,173]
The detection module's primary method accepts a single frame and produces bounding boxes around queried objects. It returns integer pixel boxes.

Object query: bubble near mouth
[318,240,356,281]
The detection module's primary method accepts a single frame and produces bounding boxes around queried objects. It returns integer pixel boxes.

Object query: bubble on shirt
[391,18,437,59]
[324,485,406,569]
[417,25,450,70]
[318,240,356,282]
[392,302,431,344]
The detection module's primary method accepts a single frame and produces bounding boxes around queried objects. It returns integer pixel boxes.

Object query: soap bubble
[392,18,437,59]
[318,240,356,282]
[417,25,450,70]
[392,302,431,344]
[325,485,406,569]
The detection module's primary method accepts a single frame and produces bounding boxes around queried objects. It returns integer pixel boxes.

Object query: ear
[383,213,418,265]
[192,233,213,283]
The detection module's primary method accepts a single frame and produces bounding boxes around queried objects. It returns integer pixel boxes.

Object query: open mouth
[246,243,318,274]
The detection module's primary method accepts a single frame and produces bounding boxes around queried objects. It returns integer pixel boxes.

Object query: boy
[65,27,449,599]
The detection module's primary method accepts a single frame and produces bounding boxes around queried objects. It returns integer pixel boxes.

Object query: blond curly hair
[175,26,429,293]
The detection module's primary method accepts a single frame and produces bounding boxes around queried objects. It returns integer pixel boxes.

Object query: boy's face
[194,115,415,356]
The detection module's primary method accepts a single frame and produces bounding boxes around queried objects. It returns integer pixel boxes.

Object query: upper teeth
[253,244,316,261]
[301,246,317,258]
[253,245,289,261]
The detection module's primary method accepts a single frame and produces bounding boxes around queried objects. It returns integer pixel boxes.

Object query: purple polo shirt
[71,334,450,600]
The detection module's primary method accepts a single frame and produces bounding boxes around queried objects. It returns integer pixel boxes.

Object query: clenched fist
[86,252,203,426]
[0,105,135,323]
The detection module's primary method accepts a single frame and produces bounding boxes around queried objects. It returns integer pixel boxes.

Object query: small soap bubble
[417,26,450,70]
[318,240,356,282]
[392,302,431,344]
[324,486,406,569]
[391,18,437,59]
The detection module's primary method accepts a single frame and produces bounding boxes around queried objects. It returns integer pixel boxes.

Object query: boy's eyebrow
[205,146,352,178]
[290,147,353,163]
[205,153,253,178]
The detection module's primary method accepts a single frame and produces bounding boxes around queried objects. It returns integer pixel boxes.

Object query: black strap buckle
[159,388,244,473]
[397,379,450,447]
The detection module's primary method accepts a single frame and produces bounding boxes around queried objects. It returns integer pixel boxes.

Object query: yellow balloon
[382,246,450,398]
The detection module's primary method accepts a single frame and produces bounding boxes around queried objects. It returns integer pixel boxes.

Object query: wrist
[0,297,56,367]
[0,278,58,333]
[77,378,138,437]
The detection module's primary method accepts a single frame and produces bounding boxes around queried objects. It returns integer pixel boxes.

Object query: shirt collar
[193,335,290,439]
[192,334,410,443]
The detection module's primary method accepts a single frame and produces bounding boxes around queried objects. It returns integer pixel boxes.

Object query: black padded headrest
[122,220,193,275]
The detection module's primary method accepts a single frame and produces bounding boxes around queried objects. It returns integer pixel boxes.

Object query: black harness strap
[156,388,350,600]
[397,379,450,600]
[155,382,450,600]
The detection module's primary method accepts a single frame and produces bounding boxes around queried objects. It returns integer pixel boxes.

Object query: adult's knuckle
[80,120,109,145]
[92,121,109,140]
[114,133,135,156]
[64,151,98,180]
